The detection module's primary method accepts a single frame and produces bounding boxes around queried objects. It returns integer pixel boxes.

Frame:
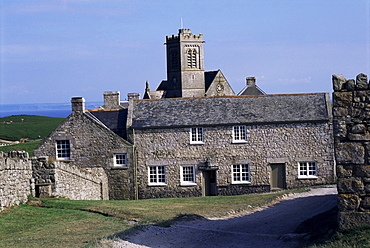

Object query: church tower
[164,29,205,98]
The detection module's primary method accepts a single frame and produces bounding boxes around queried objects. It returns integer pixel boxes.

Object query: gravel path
[105,186,337,248]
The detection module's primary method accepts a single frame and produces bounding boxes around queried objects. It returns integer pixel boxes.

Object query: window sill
[111,166,128,170]
[232,140,247,144]
[190,142,204,145]
[298,176,318,180]
[232,181,251,185]
[180,182,197,186]
[57,158,73,162]
[148,183,167,186]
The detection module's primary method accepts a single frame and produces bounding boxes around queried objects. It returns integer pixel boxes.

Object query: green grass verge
[0,115,64,141]
[0,189,307,248]
[0,140,41,157]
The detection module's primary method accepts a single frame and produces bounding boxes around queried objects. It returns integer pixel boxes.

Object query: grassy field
[0,189,306,248]
[0,115,64,156]
[0,115,64,141]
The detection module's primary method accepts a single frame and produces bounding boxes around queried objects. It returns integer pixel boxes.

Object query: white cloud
[278,77,312,84]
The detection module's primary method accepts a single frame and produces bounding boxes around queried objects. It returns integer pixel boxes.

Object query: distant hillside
[0,115,64,141]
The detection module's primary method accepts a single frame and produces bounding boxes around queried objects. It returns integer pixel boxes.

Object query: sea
[0,102,103,118]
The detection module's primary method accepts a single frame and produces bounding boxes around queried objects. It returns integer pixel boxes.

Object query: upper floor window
[232,164,250,184]
[298,162,317,179]
[114,153,127,167]
[187,49,197,68]
[190,127,204,144]
[180,165,196,186]
[149,166,166,186]
[233,125,247,143]
[56,140,70,160]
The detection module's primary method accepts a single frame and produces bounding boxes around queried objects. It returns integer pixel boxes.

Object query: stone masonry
[0,151,34,211]
[333,73,370,229]
[133,117,335,199]
[0,151,107,212]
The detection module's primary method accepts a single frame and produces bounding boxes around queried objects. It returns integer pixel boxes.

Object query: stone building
[34,96,135,200]
[128,93,334,198]
[34,28,335,200]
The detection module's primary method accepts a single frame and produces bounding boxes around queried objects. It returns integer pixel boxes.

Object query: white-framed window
[232,164,250,184]
[114,153,127,167]
[232,125,247,143]
[298,162,318,179]
[190,127,204,144]
[56,140,70,160]
[148,166,166,185]
[180,165,196,186]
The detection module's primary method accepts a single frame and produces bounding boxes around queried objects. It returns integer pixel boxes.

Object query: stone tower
[165,29,205,98]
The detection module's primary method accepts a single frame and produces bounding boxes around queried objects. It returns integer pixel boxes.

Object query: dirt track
[106,186,337,248]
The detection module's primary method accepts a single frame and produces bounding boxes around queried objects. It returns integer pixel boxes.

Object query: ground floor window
[56,140,70,160]
[232,164,250,183]
[180,165,196,185]
[149,166,166,185]
[298,162,317,179]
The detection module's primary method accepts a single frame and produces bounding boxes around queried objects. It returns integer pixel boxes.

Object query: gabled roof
[238,85,266,96]
[205,71,218,91]
[131,93,330,129]
[86,109,128,139]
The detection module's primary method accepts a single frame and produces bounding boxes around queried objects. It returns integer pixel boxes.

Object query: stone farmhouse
[34,28,335,200]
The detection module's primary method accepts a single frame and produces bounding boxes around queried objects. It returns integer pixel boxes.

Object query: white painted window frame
[180,165,196,186]
[190,127,204,144]
[148,166,167,186]
[56,140,70,160]
[114,153,127,167]
[298,161,318,179]
[232,125,247,143]
[232,164,250,184]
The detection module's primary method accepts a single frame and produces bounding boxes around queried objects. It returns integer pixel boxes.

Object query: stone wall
[1,151,109,212]
[333,73,370,229]
[0,151,34,211]
[33,157,108,200]
[134,121,335,199]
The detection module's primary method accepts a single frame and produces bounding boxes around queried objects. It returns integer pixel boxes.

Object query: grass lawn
[0,115,64,141]
[0,189,306,248]
[0,140,41,157]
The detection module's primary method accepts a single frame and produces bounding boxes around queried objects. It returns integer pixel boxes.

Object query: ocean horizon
[0,102,103,118]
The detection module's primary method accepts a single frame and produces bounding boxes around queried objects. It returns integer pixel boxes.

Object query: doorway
[203,170,217,196]
[270,163,286,190]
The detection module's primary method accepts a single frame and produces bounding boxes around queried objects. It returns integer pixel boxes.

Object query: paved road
[115,187,337,248]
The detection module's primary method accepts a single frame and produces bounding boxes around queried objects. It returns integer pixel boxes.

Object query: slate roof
[205,71,218,91]
[86,109,128,138]
[131,93,330,129]
[238,85,266,96]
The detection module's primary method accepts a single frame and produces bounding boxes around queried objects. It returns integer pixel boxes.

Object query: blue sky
[1,0,369,104]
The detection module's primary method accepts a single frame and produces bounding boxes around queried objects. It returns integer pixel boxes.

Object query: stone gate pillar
[333,73,370,229]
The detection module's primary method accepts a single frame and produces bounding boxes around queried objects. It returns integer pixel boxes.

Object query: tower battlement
[166,29,203,43]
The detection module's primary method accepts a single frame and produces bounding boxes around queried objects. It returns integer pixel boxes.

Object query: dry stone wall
[0,151,34,211]
[333,73,370,229]
[1,151,108,212]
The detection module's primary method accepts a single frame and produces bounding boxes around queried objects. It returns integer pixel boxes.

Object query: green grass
[0,140,41,157]
[0,189,307,248]
[311,226,370,248]
[0,115,64,141]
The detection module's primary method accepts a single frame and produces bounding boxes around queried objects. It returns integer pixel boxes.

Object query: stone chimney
[246,77,256,86]
[71,97,85,113]
[103,91,121,109]
[127,93,140,101]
